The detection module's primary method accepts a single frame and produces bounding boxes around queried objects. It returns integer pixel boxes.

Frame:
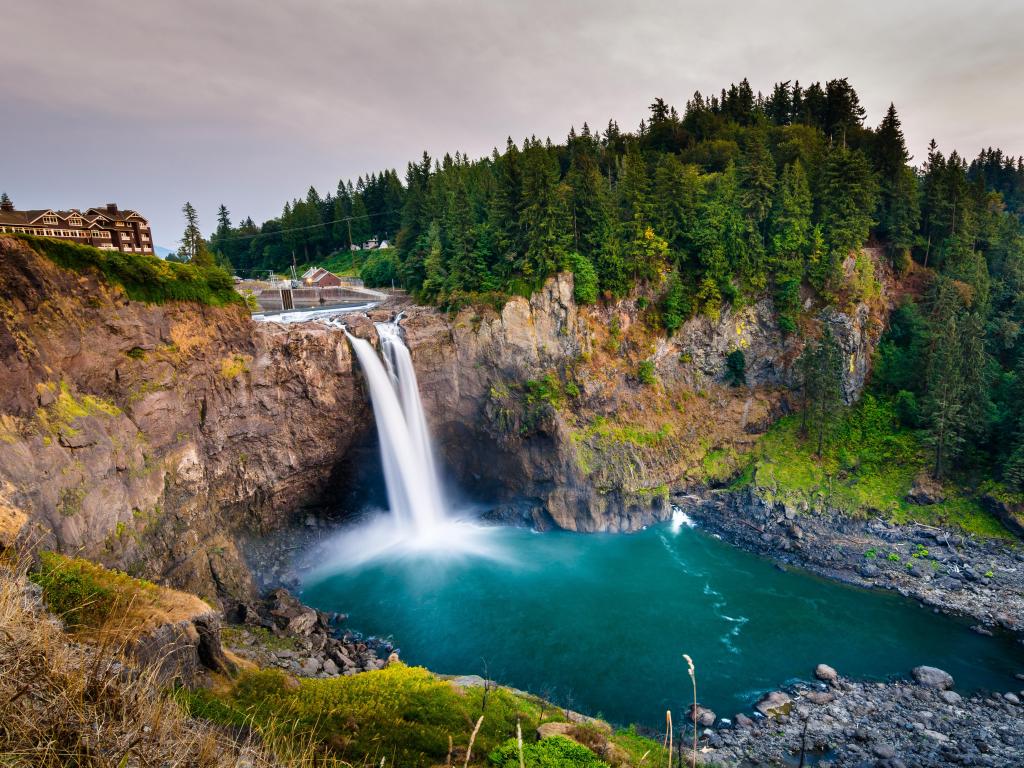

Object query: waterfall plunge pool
[300,514,1024,727]
[315,318,1023,727]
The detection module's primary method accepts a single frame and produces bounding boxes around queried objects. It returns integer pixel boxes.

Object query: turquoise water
[301,519,1024,727]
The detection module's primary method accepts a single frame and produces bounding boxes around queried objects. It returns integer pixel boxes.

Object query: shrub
[636,360,656,386]
[30,551,115,629]
[725,349,746,386]
[359,249,400,288]
[489,735,609,768]
[17,235,242,306]
[569,252,599,305]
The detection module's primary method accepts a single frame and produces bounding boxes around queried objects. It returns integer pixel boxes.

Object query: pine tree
[652,154,699,259]
[770,161,813,332]
[799,327,845,456]
[872,104,920,264]
[177,202,213,267]
[814,146,878,293]
[924,280,967,478]
[421,221,447,301]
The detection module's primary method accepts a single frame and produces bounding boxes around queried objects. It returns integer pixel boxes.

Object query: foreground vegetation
[180,664,664,768]
[738,395,1014,538]
[14,234,242,306]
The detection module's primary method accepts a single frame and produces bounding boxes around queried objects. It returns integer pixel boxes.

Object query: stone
[939,690,963,705]
[1004,693,1021,705]
[815,664,839,683]
[321,658,338,675]
[299,657,320,676]
[860,563,881,578]
[733,713,754,729]
[907,474,945,505]
[754,691,792,718]
[912,666,955,690]
[537,722,575,740]
[687,704,717,728]
[805,691,835,705]
[873,743,896,759]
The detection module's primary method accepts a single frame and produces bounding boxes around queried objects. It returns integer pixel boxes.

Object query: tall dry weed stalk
[683,653,697,768]
[463,714,484,768]
[0,548,343,767]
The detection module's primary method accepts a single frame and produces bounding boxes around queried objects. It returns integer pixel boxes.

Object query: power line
[216,207,402,244]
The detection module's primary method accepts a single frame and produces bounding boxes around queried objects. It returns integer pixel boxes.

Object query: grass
[576,417,672,450]
[29,551,212,638]
[736,395,1013,538]
[15,234,242,306]
[0,555,282,767]
[34,379,121,438]
[220,353,251,380]
[180,665,575,767]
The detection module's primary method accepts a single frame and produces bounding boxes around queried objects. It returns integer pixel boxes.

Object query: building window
[42,215,58,225]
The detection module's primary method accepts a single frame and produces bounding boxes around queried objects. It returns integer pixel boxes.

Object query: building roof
[0,204,148,227]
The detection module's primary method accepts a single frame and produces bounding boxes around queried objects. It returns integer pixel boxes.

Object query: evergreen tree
[799,327,845,456]
[872,104,920,264]
[814,146,878,293]
[177,202,213,267]
[924,280,967,478]
[770,161,813,332]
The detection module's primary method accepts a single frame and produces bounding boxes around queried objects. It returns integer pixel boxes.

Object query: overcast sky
[3,0,1023,251]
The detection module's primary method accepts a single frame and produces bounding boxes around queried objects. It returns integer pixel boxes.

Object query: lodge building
[0,198,154,254]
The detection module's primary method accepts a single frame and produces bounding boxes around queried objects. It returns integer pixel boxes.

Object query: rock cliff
[0,236,891,593]
[403,248,890,531]
[0,238,371,603]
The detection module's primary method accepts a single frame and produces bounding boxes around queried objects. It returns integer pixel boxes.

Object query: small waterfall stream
[345,318,448,537]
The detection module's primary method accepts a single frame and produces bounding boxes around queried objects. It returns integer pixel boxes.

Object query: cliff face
[0,237,891,594]
[405,249,890,531]
[0,238,371,603]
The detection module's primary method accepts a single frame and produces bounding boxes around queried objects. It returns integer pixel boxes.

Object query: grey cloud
[2,0,1022,247]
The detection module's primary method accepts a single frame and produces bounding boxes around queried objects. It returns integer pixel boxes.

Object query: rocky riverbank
[685,489,1024,636]
[696,665,1024,767]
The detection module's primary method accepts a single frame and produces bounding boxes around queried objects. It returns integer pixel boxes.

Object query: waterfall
[346,319,448,536]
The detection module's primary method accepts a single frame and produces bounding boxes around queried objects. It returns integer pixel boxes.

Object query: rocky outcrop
[403,250,889,532]
[0,238,372,604]
[689,489,1024,634]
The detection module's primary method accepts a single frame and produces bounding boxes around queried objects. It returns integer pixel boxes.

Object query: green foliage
[737,396,1013,538]
[660,267,690,335]
[180,665,568,768]
[19,235,241,306]
[635,360,656,386]
[489,736,608,768]
[570,252,599,304]
[725,349,746,386]
[359,248,399,287]
[524,373,566,408]
[30,551,115,629]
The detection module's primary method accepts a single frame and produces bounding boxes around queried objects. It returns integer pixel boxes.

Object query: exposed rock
[687,703,717,728]
[0,238,373,604]
[815,663,839,683]
[754,690,792,718]
[912,666,955,690]
[907,474,945,505]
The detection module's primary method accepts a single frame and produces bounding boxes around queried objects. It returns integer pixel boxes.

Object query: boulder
[687,704,717,728]
[907,474,945,505]
[815,664,839,684]
[754,691,792,718]
[733,713,755,729]
[912,666,955,690]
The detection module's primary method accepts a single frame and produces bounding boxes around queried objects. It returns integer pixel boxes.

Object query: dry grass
[0,554,278,768]
[30,551,213,642]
